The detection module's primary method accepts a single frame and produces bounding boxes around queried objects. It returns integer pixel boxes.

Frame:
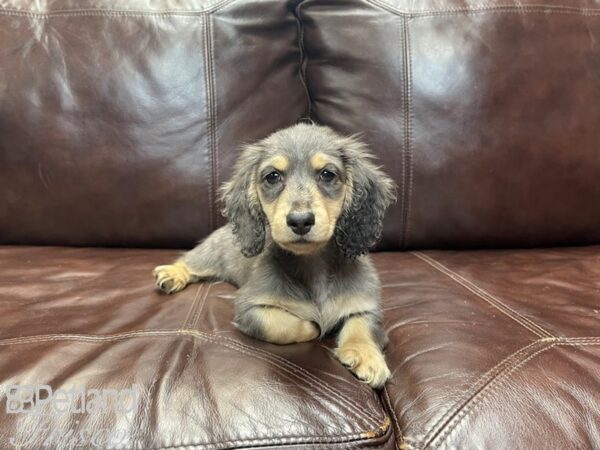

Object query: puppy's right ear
[220,143,266,257]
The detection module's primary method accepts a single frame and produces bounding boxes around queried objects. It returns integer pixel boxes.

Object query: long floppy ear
[220,143,266,257]
[335,136,397,258]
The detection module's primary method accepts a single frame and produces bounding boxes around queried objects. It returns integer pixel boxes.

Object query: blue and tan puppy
[154,123,396,388]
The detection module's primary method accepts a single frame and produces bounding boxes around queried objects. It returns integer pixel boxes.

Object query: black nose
[286,212,315,235]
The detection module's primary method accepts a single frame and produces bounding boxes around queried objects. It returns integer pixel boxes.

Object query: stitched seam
[412,252,553,338]
[190,283,213,328]
[208,333,383,423]
[364,1,600,17]
[413,9,600,19]
[405,16,414,250]
[8,331,598,347]
[400,17,413,249]
[383,386,402,450]
[558,342,600,346]
[209,14,219,230]
[0,1,237,17]
[181,285,205,329]
[0,329,385,428]
[0,328,382,427]
[117,432,369,450]
[294,0,312,120]
[0,11,205,19]
[203,15,216,231]
[398,18,407,249]
[555,337,600,345]
[202,14,213,232]
[429,341,555,448]
[0,329,180,345]
[5,3,599,18]
[0,328,378,420]
[420,339,549,446]
[144,435,389,450]
[182,329,383,427]
[175,330,384,429]
[558,337,600,342]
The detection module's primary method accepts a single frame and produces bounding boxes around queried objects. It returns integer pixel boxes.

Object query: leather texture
[0,247,598,448]
[0,0,307,248]
[379,247,600,449]
[301,0,600,250]
[1,0,599,449]
[4,1,600,250]
[0,246,393,449]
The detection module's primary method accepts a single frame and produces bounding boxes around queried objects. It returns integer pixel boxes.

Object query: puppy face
[256,145,348,254]
[222,124,396,257]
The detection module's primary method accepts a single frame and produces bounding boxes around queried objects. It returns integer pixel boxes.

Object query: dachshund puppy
[154,123,396,388]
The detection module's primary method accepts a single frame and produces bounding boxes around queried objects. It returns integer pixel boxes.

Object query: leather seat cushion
[2,246,598,448]
[0,246,393,449]
[379,246,600,449]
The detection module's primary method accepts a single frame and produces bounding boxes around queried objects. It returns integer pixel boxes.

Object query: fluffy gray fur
[154,123,396,388]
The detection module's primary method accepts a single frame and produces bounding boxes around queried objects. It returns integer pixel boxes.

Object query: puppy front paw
[153,262,191,294]
[334,343,391,389]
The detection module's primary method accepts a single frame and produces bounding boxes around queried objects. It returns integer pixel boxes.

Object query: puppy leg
[153,261,197,294]
[235,306,319,345]
[154,227,231,294]
[334,314,391,389]
[154,248,219,294]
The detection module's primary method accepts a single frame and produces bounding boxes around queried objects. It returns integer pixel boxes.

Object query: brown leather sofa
[1,1,599,449]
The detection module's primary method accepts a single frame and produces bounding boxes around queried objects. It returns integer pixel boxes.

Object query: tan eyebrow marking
[310,153,328,171]
[268,155,289,172]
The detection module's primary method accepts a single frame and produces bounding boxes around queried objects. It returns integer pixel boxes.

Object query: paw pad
[153,263,190,294]
[334,344,391,389]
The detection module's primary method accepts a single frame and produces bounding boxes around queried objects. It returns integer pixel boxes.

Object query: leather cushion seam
[183,329,384,426]
[0,1,237,17]
[428,340,556,447]
[430,339,600,447]
[365,1,600,17]
[202,14,217,231]
[137,432,393,450]
[0,328,383,427]
[294,0,312,120]
[556,338,600,345]
[208,13,219,232]
[420,339,546,446]
[421,337,600,447]
[190,283,213,329]
[382,386,402,450]
[412,251,553,338]
[181,284,206,329]
[400,16,414,249]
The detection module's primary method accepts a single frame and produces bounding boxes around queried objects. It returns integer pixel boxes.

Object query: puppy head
[221,123,396,257]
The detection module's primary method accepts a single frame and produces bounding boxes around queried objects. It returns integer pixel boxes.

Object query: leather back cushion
[3,0,600,250]
[301,0,600,250]
[0,0,307,247]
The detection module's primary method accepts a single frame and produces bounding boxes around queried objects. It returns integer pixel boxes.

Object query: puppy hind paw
[334,344,391,389]
[297,320,320,342]
[262,319,320,345]
[153,262,191,294]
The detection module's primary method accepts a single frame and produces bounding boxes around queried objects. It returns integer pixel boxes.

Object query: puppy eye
[265,171,282,185]
[319,169,336,183]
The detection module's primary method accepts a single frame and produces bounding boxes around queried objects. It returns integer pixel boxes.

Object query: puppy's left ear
[220,143,266,257]
[335,136,397,258]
